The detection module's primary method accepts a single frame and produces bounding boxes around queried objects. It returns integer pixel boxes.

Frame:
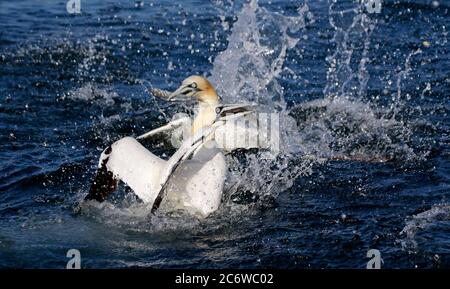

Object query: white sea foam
[400,204,450,251]
[63,83,117,105]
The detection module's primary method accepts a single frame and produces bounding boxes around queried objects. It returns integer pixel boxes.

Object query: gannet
[85,76,251,217]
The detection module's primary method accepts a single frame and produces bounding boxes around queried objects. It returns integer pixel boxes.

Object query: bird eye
[190,82,197,89]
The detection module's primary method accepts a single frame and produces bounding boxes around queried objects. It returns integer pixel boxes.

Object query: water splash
[210,0,312,106]
[290,97,417,162]
[399,204,450,252]
[324,1,377,100]
[390,48,422,119]
[78,200,203,234]
[208,0,428,212]
[61,83,117,106]
[292,0,425,163]
[209,0,316,207]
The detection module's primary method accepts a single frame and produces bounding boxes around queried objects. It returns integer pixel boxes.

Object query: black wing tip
[84,147,117,202]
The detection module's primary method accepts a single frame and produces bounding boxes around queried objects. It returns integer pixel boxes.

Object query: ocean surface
[0,0,449,268]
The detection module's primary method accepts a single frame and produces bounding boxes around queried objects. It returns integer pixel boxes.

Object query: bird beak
[167,84,192,101]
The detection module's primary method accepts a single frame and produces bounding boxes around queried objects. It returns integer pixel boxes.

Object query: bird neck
[196,86,220,105]
[192,100,219,135]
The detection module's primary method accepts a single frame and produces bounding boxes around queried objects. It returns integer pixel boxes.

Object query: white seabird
[85,76,251,217]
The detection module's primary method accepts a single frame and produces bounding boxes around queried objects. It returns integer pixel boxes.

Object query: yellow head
[168,75,219,105]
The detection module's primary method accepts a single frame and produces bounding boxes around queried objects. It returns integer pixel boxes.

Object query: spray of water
[208,0,318,213]
[324,0,376,99]
[208,0,426,214]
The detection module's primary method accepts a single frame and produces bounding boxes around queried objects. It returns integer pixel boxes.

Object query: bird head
[168,75,219,105]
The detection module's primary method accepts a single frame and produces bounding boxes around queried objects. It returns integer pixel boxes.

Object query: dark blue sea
[0,0,449,268]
